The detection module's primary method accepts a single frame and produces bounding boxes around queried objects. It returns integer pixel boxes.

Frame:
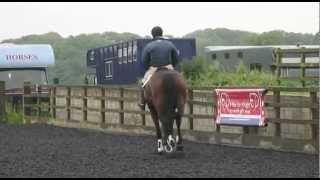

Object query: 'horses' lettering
[5,54,38,61]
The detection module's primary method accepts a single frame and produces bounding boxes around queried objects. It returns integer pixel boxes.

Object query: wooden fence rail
[0,81,5,123]
[22,83,319,154]
[272,47,319,87]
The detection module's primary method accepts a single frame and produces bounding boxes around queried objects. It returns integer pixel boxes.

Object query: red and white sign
[214,88,267,126]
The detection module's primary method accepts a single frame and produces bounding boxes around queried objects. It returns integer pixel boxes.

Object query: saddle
[142,64,174,88]
[156,66,171,72]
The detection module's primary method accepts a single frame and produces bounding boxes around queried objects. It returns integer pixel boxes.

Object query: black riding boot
[138,87,146,110]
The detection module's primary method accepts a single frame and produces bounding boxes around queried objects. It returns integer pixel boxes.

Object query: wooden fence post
[243,127,249,134]
[275,49,282,86]
[47,86,51,118]
[0,81,6,123]
[66,87,71,121]
[213,88,220,133]
[36,85,41,121]
[100,87,105,125]
[51,86,56,119]
[140,88,146,126]
[83,87,87,122]
[119,87,124,125]
[273,89,281,137]
[250,126,259,135]
[188,88,194,130]
[310,91,319,141]
[23,82,31,124]
[52,78,59,120]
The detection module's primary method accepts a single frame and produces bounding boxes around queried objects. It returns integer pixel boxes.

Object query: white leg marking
[165,134,176,153]
[158,139,164,153]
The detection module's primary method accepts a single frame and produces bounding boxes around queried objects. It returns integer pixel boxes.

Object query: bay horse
[143,67,187,154]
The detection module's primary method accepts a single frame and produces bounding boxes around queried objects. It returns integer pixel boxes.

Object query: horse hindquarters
[150,70,187,153]
[152,73,176,152]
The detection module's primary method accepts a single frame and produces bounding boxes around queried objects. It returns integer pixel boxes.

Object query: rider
[138,26,181,109]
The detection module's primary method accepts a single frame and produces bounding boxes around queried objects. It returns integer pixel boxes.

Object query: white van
[0,44,55,95]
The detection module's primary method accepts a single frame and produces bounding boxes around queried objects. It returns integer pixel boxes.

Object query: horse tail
[161,73,177,118]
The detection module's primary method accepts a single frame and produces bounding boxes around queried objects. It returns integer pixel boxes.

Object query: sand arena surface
[0,123,318,178]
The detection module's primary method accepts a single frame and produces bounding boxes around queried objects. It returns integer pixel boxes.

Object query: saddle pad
[142,65,174,88]
[142,67,157,88]
[142,73,153,88]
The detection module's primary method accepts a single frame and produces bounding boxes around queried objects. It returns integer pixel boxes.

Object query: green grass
[4,101,52,124]
[5,103,23,124]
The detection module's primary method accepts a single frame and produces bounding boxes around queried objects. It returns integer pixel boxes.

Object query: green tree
[1,28,316,85]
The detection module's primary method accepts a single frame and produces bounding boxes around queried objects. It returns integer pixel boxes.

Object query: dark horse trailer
[86,38,196,85]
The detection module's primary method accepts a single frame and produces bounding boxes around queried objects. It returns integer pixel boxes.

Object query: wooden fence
[272,47,319,87]
[0,81,5,123]
[21,83,319,154]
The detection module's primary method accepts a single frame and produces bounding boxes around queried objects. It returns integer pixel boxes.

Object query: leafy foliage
[1,28,317,85]
[184,28,318,55]
[2,32,141,85]
[181,56,278,87]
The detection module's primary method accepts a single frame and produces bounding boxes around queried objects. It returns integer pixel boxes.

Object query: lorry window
[211,53,216,60]
[123,43,128,64]
[0,69,47,90]
[113,45,117,57]
[104,47,109,59]
[224,53,230,59]
[89,50,95,61]
[128,41,132,63]
[133,41,137,62]
[109,47,113,58]
[118,46,122,65]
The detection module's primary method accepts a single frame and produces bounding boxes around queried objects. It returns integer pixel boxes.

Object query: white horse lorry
[0,44,55,110]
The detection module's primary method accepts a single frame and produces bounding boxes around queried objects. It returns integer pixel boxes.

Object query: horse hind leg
[160,114,177,154]
[175,114,184,151]
[175,106,185,152]
[148,103,164,154]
